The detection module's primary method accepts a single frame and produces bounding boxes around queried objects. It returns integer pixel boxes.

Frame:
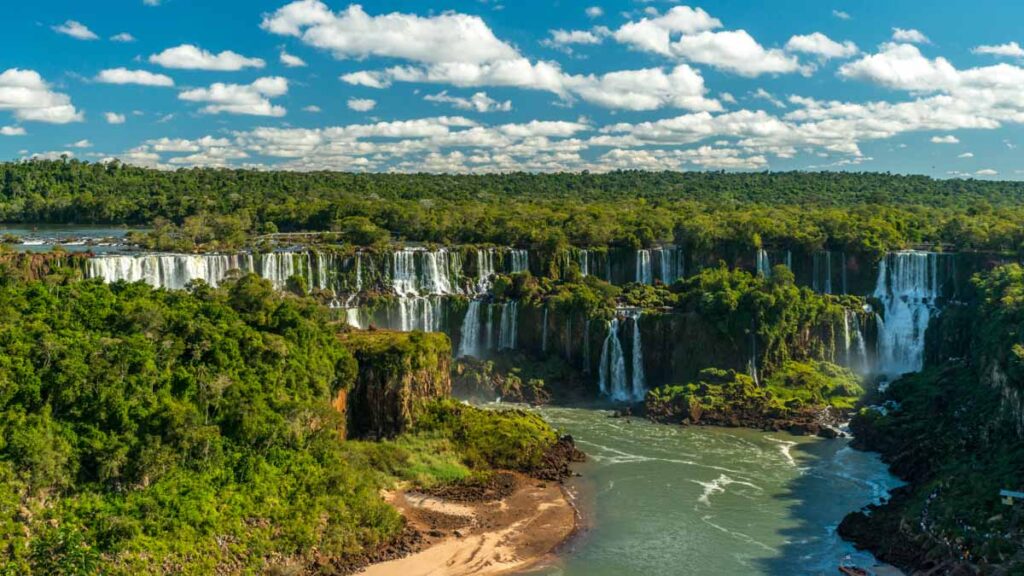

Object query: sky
[2,0,1024,178]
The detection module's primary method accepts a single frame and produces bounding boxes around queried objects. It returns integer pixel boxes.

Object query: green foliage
[7,161,1024,255]
[415,400,558,471]
[765,361,863,410]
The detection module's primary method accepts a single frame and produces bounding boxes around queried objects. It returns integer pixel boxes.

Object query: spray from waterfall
[458,300,483,358]
[874,251,942,377]
[636,250,653,285]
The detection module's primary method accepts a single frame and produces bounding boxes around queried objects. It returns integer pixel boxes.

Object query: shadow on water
[754,438,896,576]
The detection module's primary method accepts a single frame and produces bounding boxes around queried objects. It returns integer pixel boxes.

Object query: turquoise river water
[524,406,902,576]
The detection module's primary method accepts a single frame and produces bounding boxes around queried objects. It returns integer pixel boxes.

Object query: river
[525,406,901,576]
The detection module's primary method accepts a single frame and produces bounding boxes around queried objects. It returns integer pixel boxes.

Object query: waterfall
[498,301,518,350]
[874,251,942,377]
[395,295,445,332]
[458,300,483,358]
[636,250,653,285]
[628,310,646,401]
[345,308,362,329]
[756,249,771,277]
[578,249,589,277]
[655,246,679,283]
[785,250,792,271]
[510,249,529,274]
[599,318,628,400]
[486,303,495,351]
[392,250,419,295]
[476,249,496,293]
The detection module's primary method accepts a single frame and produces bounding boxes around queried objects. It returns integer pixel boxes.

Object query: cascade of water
[498,301,518,349]
[458,300,483,358]
[655,247,679,283]
[578,249,589,277]
[345,308,362,329]
[599,318,628,400]
[476,249,496,293]
[486,303,495,351]
[627,310,646,401]
[843,310,852,362]
[421,250,454,295]
[749,328,759,385]
[852,312,869,372]
[392,250,419,295]
[510,249,529,274]
[874,251,942,377]
[87,253,275,289]
[636,250,653,285]
[756,249,771,277]
[785,251,792,271]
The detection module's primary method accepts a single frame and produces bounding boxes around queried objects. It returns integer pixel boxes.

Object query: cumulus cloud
[612,7,804,77]
[110,32,136,42]
[931,135,959,144]
[424,91,512,113]
[838,43,957,91]
[303,104,321,112]
[0,69,83,124]
[543,28,609,51]
[892,28,930,44]
[347,97,376,111]
[96,68,175,87]
[958,152,974,158]
[585,6,603,18]
[261,2,518,64]
[569,65,721,111]
[52,20,98,40]
[105,112,126,124]
[179,77,289,116]
[69,139,93,148]
[972,42,1024,58]
[785,32,858,59]
[832,10,851,20]
[976,168,998,176]
[1,126,26,136]
[149,44,265,71]
[280,51,307,67]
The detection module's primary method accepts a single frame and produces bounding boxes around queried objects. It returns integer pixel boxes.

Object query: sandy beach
[360,473,576,576]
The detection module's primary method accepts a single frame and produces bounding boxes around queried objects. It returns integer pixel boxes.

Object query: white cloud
[832,10,851,20]
[425,91,512,113]
[613,6,722,56]
[972,42,1024,59]
[303,105,321,112]
[0,126,26,136]
[585,6,603,19]
[976,168,998,176]
[69,139,93,148]
[96,68,175,87]
[179,77,288,116]
[543,28,608,50]
[785,32,858,59]
[52,20,98,40]
[612,8,804,77]
[673,30,806,76]
[110,32,136,42]
[958,152,974,158]
[892,28,930,44]
[280,51,307,67]
[261,2,519,64]
[839,43,957,91]
[569,65,721,111]
[105,112,126,124]
[751,88,786,108]
[149,44,265,71]
[930,135,959,144]
[347,97,376,112]
[143,0,162,5]
[341,70,391,88]
[0,69,83,124]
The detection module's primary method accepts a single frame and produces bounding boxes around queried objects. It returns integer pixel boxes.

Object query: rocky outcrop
[341,331,452,439]
[0,251,87,281]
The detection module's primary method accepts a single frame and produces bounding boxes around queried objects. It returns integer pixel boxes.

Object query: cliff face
[341,331,452,439]
[0,251,87,281]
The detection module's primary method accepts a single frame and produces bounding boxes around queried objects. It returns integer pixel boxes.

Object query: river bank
[359,472,578,576]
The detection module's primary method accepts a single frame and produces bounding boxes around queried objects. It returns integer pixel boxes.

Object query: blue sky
[2,0,1023,177]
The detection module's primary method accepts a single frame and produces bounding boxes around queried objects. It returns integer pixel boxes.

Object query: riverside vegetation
[0,271,570,575]
[0,161,1022,574]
